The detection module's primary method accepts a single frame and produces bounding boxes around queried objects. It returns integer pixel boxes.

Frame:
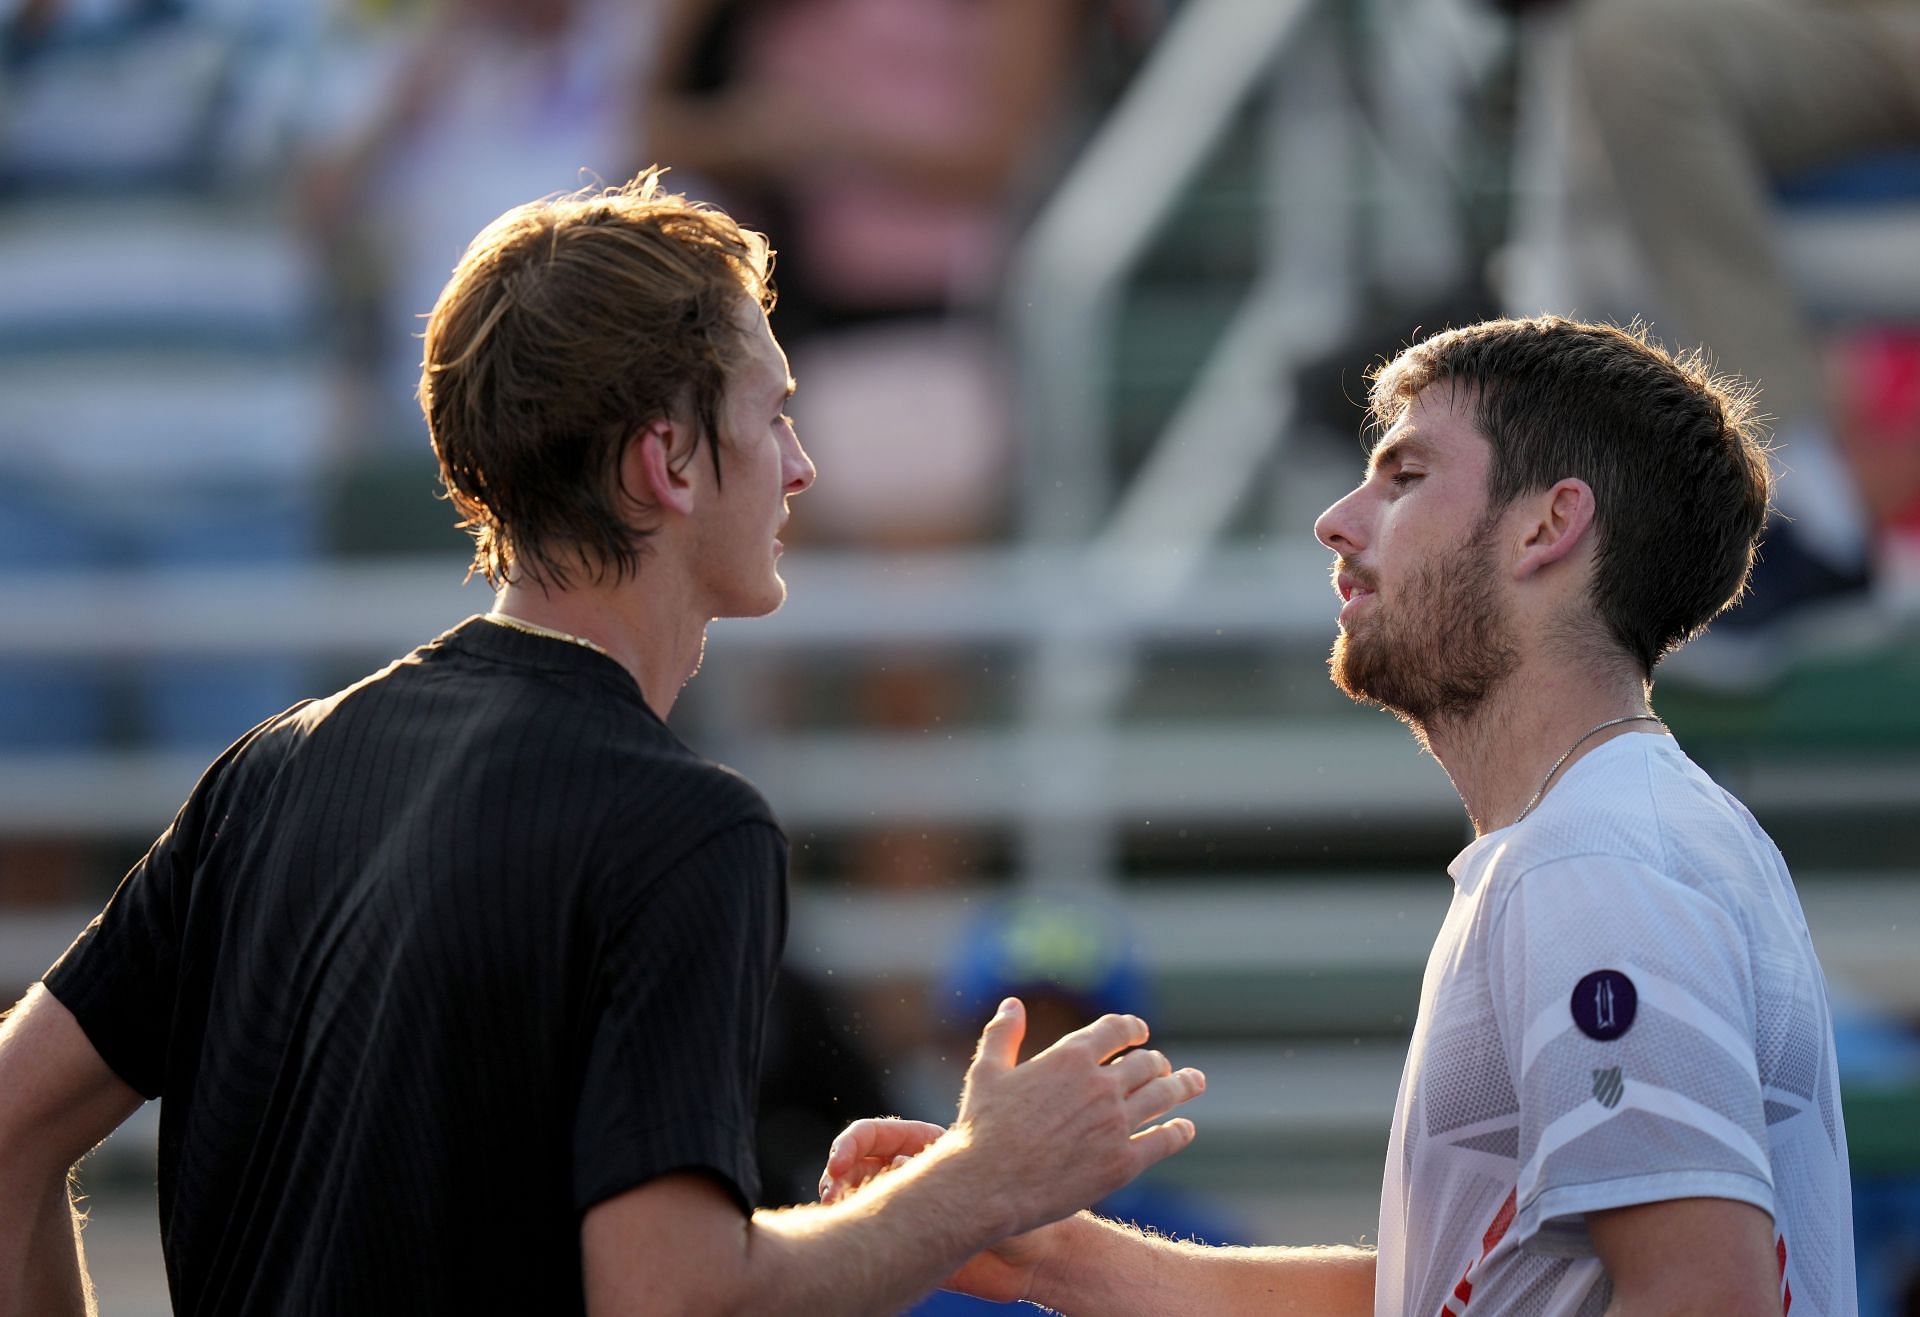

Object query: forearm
[0,1174,92,1317]
[0,987,140,1317]
[602,1005,1208,1314]
[1031,1213,1375,1317]
[733,1139,1009,1316]
[589,1138,1017,1317]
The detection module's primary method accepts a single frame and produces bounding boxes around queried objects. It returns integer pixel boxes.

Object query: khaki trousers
[1569,0,1920,429]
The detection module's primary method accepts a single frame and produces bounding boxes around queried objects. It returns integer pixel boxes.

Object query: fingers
[1126,1116,1198,1171]
[825,1117,947,1175]
[819,1117,948,1203]
[1043,1011,1151,1066]
[819,1154,894,1205]
[1122,1066,1207,1128]
[1101,1049,1205,1130]
[1104,1047,1172,1093]
[969,997,1027,1075]
[948,1005,1201,1234]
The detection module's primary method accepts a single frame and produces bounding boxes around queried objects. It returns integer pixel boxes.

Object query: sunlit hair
[421,169,775,587]
[1368,316,1771,675]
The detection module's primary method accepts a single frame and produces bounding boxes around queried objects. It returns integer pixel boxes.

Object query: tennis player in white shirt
[824,315,1854,1317]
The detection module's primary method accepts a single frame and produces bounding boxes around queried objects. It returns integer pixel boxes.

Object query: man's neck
[492,571,708,720]
[1418,655,1657,838]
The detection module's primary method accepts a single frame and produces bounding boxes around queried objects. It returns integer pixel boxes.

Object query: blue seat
[1777,150,1920,210]
[1767,150,1920,323]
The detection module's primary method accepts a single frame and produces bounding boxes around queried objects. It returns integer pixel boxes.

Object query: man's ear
[625,418,697,519]
[1512,477,1596,580]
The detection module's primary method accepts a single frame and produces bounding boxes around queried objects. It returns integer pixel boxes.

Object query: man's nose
[1314,486,1367,554]
[784,433,816,494]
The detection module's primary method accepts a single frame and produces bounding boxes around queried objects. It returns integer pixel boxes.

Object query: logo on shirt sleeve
[1592,1066,1625,1108]
[1570,969,1637,1041]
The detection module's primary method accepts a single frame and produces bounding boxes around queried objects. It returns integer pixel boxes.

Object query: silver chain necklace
[1512,714,1666,827]
[483,610,612,658]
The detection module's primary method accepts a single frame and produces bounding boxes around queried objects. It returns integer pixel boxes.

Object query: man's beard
[1330,523,1517,725]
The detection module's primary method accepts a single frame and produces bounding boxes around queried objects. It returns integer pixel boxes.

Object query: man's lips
[1334,567,1377,627]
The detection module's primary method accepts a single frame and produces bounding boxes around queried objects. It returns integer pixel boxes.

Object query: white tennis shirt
[1375,733,1854,1316]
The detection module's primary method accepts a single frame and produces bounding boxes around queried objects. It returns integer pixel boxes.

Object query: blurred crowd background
[3,0,1919,1310]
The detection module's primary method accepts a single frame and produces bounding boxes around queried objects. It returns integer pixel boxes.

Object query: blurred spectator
[907,895,1246,1313]
[645,0,1091,546]
[933,893,1153,1045]
[0,0,326,759]
[1832,991,1920,1317]
[644,0,1120,892]
[1833,328,1920,549]
[0,0,334,898]
[301,0,655,451]
[1507,0,1920,637]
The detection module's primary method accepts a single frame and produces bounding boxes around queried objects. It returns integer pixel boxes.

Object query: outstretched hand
[820,1114,1070,1303]
[817,998,1205,1302]
[954,998,1203,1234]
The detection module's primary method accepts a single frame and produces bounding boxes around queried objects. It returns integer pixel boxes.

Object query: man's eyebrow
[1368,433,1432,473]
[765,375,796,414]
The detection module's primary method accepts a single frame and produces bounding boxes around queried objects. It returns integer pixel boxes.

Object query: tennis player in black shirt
[0,174,1205,1315]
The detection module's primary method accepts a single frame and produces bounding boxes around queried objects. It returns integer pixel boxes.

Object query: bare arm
[584,1146,1037,1316]
[1018,1213,1375,1317]
[582,1000,1205,1316]
[1589,1197,1781,1316]
[822,1118,1374,1316]
[0,986,146,1317]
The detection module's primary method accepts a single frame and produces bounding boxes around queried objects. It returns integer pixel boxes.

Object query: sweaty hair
[1368,316,1770,675]
[421,170,775,587]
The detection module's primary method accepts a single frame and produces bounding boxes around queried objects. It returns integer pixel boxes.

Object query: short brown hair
[1368,316,1770,674]
[422,170,775,587]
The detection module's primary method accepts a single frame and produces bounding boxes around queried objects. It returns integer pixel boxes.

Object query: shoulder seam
[1640,741,1675,878]
[1484,851,1678,942]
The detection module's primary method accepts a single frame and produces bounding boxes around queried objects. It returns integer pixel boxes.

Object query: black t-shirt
[44,617,787,1315]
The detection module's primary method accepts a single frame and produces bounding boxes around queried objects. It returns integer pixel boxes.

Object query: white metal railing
[8,0,1915,864]
[993,0,1371,883]
[0,544,1429,839]
[1009,0,1324,544]
[0,544,1337,662]
[0,0,1374,869]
